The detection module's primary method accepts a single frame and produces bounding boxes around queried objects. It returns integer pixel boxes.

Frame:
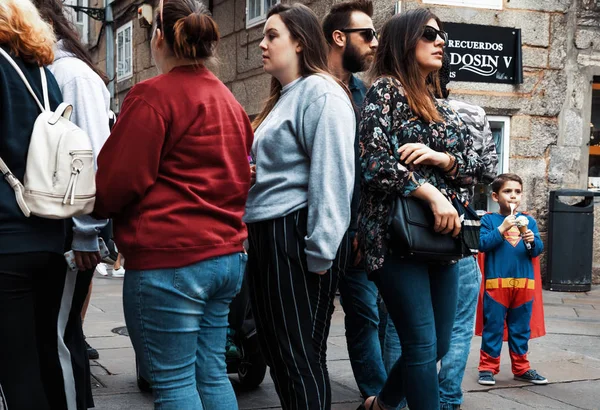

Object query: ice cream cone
[518,225,528,235]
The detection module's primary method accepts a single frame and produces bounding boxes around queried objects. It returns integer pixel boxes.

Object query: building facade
[85,0,600,282]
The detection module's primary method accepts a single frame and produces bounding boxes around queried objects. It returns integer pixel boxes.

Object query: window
[422,0,502,10]
[63,0,88,44]
[76,0,89,44]
[472,116,511,213]
[116,22,133,82]
[246,0,280,28]
[589,78,600,191]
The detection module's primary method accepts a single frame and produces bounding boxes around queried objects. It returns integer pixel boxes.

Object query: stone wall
[87,0,600,283]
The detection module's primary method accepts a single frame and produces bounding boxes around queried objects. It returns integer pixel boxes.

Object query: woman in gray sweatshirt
[243,4,355,409]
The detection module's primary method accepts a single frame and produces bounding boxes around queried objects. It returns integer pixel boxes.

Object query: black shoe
[478,371,496,385]
[514,369,548,385]
[86,340,99,360]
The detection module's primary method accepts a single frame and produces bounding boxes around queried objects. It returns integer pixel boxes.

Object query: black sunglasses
[340,28,378,42]
[422,25,448,43]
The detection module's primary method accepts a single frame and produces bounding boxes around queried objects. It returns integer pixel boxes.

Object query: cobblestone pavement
[85,274,600,409]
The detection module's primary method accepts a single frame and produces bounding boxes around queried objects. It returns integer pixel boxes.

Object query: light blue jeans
[383,256,480,410]
[123,253,247,410]
[438,256,481,409]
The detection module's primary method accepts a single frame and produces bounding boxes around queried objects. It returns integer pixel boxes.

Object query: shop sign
[445,22,523,84]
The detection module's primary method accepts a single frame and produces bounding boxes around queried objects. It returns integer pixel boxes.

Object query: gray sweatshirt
[244,74,355,272]
[49,41,110,252]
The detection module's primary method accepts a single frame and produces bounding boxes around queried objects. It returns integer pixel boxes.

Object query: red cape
[475,252,546,340]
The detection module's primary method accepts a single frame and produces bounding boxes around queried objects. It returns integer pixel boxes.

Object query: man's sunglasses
[422,25,448,43]
[340,28,378,42]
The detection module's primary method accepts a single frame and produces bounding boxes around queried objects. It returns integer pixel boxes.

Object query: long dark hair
[33,0,109,83]
[252,3,348,130]
[156,0,219,61]
[369,8,443,122]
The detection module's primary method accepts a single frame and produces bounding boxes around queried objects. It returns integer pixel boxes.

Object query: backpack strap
[0,158,31,217]
[39,65,50,111]
[0,47,47,112]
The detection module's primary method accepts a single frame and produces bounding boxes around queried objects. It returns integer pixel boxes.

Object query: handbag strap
[0,47,49,112]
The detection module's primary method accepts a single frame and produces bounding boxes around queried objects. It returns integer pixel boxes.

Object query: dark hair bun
[173,12,219,59]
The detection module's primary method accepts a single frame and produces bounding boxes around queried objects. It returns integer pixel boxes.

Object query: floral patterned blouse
[358,76,483,273]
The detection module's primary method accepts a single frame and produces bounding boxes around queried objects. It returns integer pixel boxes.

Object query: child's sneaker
[478,371,496,385]
[514,369,548,385]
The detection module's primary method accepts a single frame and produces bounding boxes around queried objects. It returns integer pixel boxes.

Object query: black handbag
[389,195,476,261]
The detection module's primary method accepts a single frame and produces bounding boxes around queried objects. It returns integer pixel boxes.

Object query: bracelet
[442,152,456,173]
[447,158,459,175]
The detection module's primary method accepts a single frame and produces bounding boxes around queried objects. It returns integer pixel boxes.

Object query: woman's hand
[250,164,256,186]
[398,143,450,168]
[74,250,101,271]
[412,183,461,237]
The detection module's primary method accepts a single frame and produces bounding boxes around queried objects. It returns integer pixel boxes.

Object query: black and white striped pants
[247,208,349,410]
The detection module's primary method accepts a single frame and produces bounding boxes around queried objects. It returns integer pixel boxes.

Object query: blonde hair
[0,0,56,66]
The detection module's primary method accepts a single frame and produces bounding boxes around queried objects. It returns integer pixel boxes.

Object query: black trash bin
[546,189,597,292]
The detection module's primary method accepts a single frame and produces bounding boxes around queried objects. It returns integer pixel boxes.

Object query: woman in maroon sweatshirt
[94,0,253,408]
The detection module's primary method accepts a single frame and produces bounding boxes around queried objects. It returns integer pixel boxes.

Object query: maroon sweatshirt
[94,65,253,270]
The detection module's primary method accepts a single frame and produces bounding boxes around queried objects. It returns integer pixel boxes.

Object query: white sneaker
[112,267,125,278]
[95,263,109,276]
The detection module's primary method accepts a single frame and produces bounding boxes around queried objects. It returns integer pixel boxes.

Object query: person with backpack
[34,3,111,400]
[0,1,69,409]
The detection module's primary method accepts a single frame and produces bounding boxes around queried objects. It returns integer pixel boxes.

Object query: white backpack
[0,48,95,219]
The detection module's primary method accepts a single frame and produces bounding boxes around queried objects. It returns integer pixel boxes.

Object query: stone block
[234,0,248,32]
[238,25,266,46]
[214,34,237,83]
[213,0,236,37]
[526,70,567,117]
[372,0,396,29]
[506,0,571,13]
[522,46,549,69]
[548,146,585,185]
[576,51,600,67]
[549,13,568,69]
[571,70,591,111]
[509,158,547,210]
[575,27,600,50]
[236,37,263,74]
[525,380,600,409]
[524,116,558,154]
[134,42,152,71]
[231,73,271,115]
[559,108,584,146]
[511,115,532,138]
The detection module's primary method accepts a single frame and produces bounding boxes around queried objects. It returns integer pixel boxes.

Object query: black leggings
[0,252,94,410]
[0,253,65,410]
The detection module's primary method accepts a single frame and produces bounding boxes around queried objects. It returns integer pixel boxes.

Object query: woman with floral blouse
[359,9,482,410]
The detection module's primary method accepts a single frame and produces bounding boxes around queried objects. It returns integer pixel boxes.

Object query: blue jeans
[338,265,387,399]
[382,257,480,410]
[374,254,458,410]
[438,256,481,409]
[123,253,247,410]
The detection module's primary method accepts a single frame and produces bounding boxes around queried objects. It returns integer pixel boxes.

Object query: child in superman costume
[475,174,548,386]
